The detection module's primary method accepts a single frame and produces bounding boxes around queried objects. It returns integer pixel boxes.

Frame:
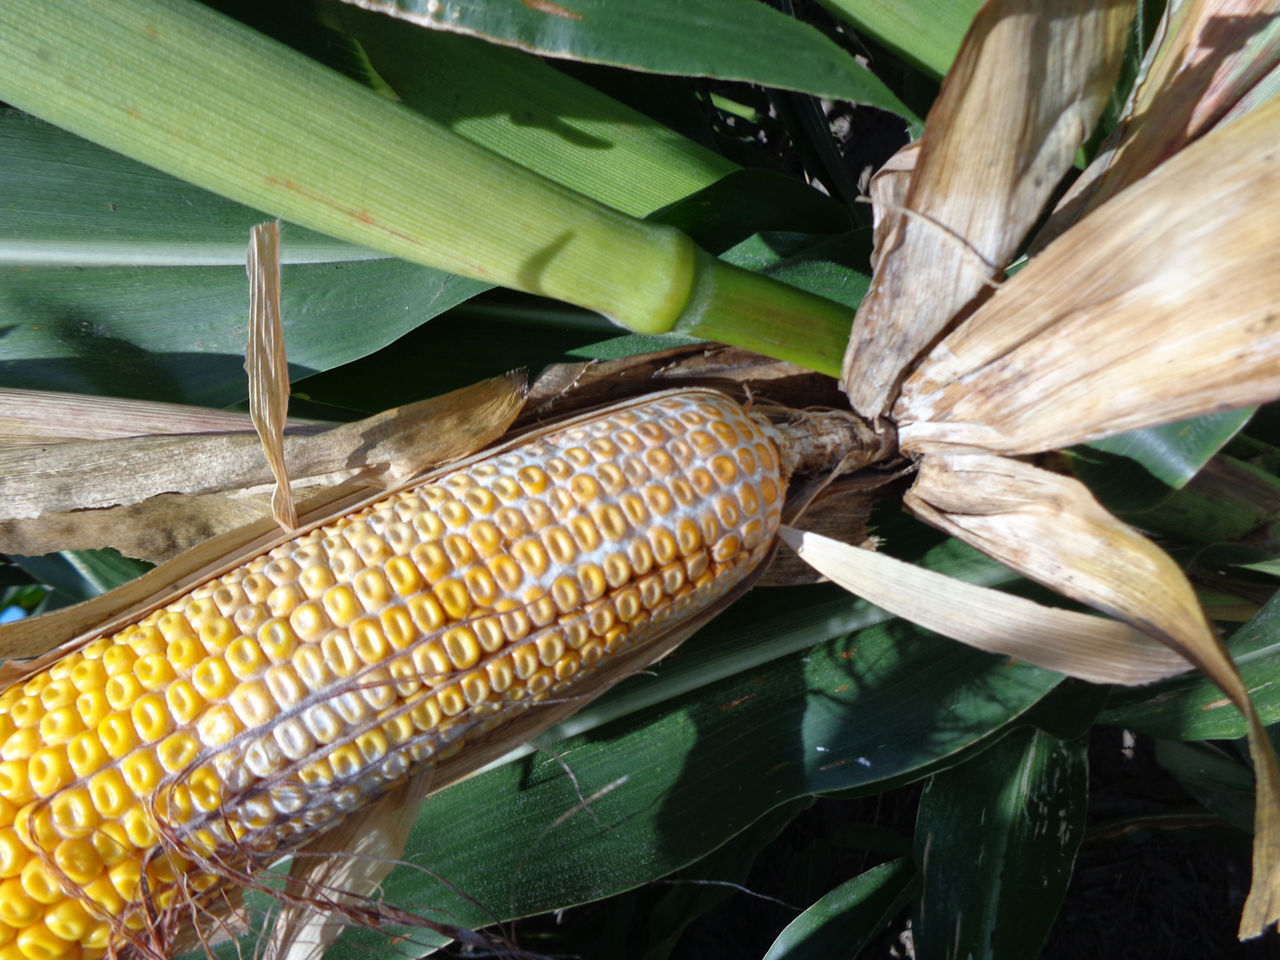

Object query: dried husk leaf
[247,220,297,530]
[777,526,1189,683]
[895,91,1280,455]
[0,374,526,669]
[842,0,1136,418]
[0,388,310,446]
[0,374,524,544]
[1041,0,1280,242]
[903,452,1280,936]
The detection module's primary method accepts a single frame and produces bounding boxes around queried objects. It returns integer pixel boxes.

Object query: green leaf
[762,858,918,960]
[914,727,1088,960]
[1100,592,1280,740]
[1155,739,1257,835]
[340,0,917,121]
[10,549,152,610]
[814,0,983,77]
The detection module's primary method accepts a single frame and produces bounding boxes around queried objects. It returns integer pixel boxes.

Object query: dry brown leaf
[0,374,526,670]
[1041,0,1280,242]
[0,388,304,445]
[247,220,297,530]
[842,0,1136,418]
[895,91,1280,455]
[903,452,1280,936]
[778,526,1191,684]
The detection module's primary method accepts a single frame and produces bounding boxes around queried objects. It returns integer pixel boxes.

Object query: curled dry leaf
[1042,0,1280,241]
[247,220,298,530]
[842,0,1135,418]
[895,90,1280,456]
[903,452,1280,936]
[777,526,1190,685]
[0,374,526,562]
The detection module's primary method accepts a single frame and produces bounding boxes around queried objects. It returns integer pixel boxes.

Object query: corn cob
[0,388,785,959]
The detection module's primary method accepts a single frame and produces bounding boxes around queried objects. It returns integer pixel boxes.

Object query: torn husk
[904,452,1280,938]
[842,0,1136,418]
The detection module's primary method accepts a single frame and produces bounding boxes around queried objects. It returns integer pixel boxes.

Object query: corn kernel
[86,768,130,819]
[16,923,71,960]
[52,837,102,886]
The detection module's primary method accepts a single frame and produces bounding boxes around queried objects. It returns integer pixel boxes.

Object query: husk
[778,526,1191,685]
[246,220,297,530]
[903,452,1280,937]
[0,375,526,563]
[894,90,1280,456]
[842,0,1136,418]
[1039,0,1280,244]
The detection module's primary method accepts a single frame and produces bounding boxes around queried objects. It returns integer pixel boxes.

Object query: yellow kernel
[19,860,62,905]
[230,681,275,727]
[16,924,71,960]
[192,656,236,701]
[499,608,531,643]
[527,668,555,696]
[462,567,497,607]
[100,646,136,677]
[389,657,421,697]
[300,563,337,598]
[153,614,192,647]
[442,534,476,570]
[225,636,267,680]
[761,476,780,505]
[410,543,451,584]
[0,878,39,925]
[198,615,237,654]
[0,763,34,805]
[382,714,414,746]
[484,556,520,596]
[434,579,472,620]
[67,660,105,695]
[523,499,554,531]
[351,569,391,611]
[212,581,249,616]
[545,457,571,482]
[108,860,142,900]
[710,454,738,485]
[615,588,642,622]
[644,449,675,477]
[473,617,505,653]
[120,805,158,848]
[103,675,142,712]
[550,577,581,613]
[460,671,490,706]
[649,528,679,566]
[290,601,330,641]
[512,644,539,681]
[196,703,242,748]
[263,555,300,586]
[643,485,674,517]
[292,645,332,691]
[490,476,521,503]
[437,686,466,717]
[188,766,221,812]
[81,874,125,914]
[265,663,306,710]
[359,668,396,711]
[73,691,108,730]
[639,576,664,609]
[686,552,711,582]
[133,654,175,692]
[327,547,362,581]
[44,897,95,943]
[486,656,514,693]
[13,803,57,849]
[232,603,269,637]
[384,556,424,598]
[713,534,743,562]
[166,635,207,672]
[411,508,445,540]
[87,768,130,818]
[576,563,604,601]
[157,731,200,773]
[165,680,205,726]
[328,744,362,779]
[443,627,481,670]
[568,516,601,554]
[38,681,74,712]
[302,704,343,745]
[52,837,102,886]
[121,748,162,796]
[0,829,22,878]
[554,652,581,682]
[620,493,647,525]
[536,632,566,667]
[516,465,548,495]
[739,483,761,516]
[736,446,758,474]
[352,530,391,564]
[527,594,557,627]
[544,527,577,566]
[320,631,360,679]
[130,693,173,742]
[670,477,696,506]
[1,728,40,762]
[49,786,98,838]
[28,747,73,797]
[258,619,298,663]
[267,583,305,619]
[96,714,137,759]
[355,729,389,764]
[494,506,527,538]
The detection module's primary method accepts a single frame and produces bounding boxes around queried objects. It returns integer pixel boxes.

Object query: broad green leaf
[1100,592,1280,739]
[10,549,151,611]
[914,727,1087,960]
[341,0,916,121]
[1156,739,1257,835]
[762,858,918,960]
[815,0,983,77]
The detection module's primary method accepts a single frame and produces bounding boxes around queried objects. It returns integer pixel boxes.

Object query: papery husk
[0,375,525,563]
[246,220,298,530]
[0,388,312,446]
[895,90,1280,456]
[842,0,1136,418]
[903,452,1280,937]
[0,374,526,670]
[1040,0,1280,243]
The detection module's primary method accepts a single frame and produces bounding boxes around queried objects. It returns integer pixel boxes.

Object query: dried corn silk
[0,389,784,958]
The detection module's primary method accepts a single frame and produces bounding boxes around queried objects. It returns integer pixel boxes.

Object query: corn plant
[1,0,1278,957]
